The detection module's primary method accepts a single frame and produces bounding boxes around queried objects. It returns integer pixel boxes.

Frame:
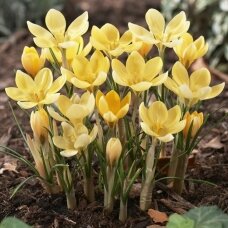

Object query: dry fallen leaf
[0,162,18,174]
[148,209,168,223]
[203,136,224,149]
[147,225,166,228]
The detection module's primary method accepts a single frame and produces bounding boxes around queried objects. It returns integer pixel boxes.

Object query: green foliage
[161,0,228,72]
[0,0,65,38]
[167,206,228,228]
[0,217,31,228]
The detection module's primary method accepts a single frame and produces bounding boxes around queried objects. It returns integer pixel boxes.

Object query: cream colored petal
[5,88,26,101]
[33,37,56,48]
[61,67,75,82]
[103,111,118,123]
[139,102,150,124]
[48,75,66,94]
[128,23,158,44]
[71,55,89,77]
[53,136,70,149]
[116,104,129,119]
[71,77,91,89]
[144,56,162,80]
[95,90,104,108]
[40,93,60,105]
[45,9,66,38]
[112,59,129,86]
[109,47,125,57]
[66,104,89,120]
[168,119,186,134]
[165,105,181,128]
[130,81,152,92]
[157,134,174,142]
[140,122,158,137]
[150,71,168,86]
[90,26,109,50]
[15,70,35,92]
[35,68,53,92]
[149,101,168,125]
[179,84,193,99]
[119,30,132,44]
[204,83,225,100]
[57,95,72,116]
[145,9,165,38]
[98,96,109,116]
[17,101,37,109]
[164,77,179,95]
[172,61,189,86]
[112,71,128,87]
[60,150,78,157]
[47,106,67,122]
[80,92,95,114]
[89,125,98,142]
[162,38,182,48]
[62,122,75,137]
[58,41,76,49]
[102,23,120,42]
[92,72,107,86]
[67,11,89,38]
[190,68,211,91]
[74,134,90,149]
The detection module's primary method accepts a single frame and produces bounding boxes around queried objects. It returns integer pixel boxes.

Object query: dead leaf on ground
[147,225,166,228]
[148,209,168,223]
[202,136,224,149]
[0,162,18,174]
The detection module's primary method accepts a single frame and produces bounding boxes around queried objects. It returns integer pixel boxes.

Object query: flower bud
[21,46,45,77]
[183,111,203,139]
[30,109,49,144]
[106,138,122,167]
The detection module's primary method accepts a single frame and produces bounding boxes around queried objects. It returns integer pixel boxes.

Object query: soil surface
[0,1,227,227]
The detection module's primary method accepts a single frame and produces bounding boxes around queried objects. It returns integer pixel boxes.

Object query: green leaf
[0,217,31,228]
[185,206,228,228]
[167,213,195,228]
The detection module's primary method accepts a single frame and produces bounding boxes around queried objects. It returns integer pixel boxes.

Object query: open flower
[27,9,88,48]
[53,122,98,157]
[112,51,167,92]
[183,111,204,139]
[21,46,45,77]
[129,9,190,50]
[48,91,95,125]
[96,90,131,126]
[61,50,110,90]
[139,101,186,142]
[164,61,225,106]
[106,138,122,167]
[90,23,141,57]
[5,68,66,109]
[174,33,208,68]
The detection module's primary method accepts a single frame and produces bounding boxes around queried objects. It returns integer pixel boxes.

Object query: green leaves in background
[0,217,31,228]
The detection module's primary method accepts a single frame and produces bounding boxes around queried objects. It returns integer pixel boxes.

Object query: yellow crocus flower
[139,101,186,142]
[106,138,122,167]
[21,46,45,77]
[27,9,88,48]
[90,23,141,57]
[183,111,204,139]
[5,68,66,109]
[164,62,225,107]
[48,91,95,125]
[53,122,98,157]
[96,90,131,126]
[61,50,110,90]
[174,33,208,68]
[112,51,168,92]
[129,9,190,50]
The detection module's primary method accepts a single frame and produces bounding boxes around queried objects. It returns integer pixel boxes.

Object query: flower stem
[66,188,76,210]
[84,176,95,202]
[119,199,128,223]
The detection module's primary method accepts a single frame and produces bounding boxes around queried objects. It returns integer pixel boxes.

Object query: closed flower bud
[183,111,203,138]
[106,138,122,167]
[21,46,45,77]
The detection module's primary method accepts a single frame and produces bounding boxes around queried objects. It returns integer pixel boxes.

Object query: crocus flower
[5,68,66,109]
[53,122,98,157]
[129,8,190,50]
[96,90,131,126]
[112,51,167,92]
[27,9,88,48]
[139,101,186,142]
[174,33,208,68]
[90,23,141,57]
[48,91,95,125]
[183,111,204,138]
[164,61,225,107]
[106,138,122,167]
[61,50,110,90]
[21,46,45,77]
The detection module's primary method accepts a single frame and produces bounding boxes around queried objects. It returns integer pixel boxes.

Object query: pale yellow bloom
[139,101,186,142]
[21,46,45,77]
[61,50,110,90]
[30,108,49,144]
[106,138,122,167]
[48,91,95,125]
[27,9,88,48]
[96,90,131,126]
[183,111,204,138]
[129,9,190,50]
[112,51,167,92]
[5,68,66,109]
[90,23,141,57]
[174,33,208,68]
[53,122,98,157]
[164,62,225,106]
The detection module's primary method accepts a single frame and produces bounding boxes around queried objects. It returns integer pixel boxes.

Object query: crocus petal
[150,72,168,86]
[66,104,89,120]
[103,111,118,123]
[105,90,121,114]
[53,136,70,149]
[71,77,91,89]
[164,77,179,95]
[149,101,168,125]
[102,23,120,42]
[15,70,35,92]
[18,101,37,109]
[179,84,193,99]
[158,134,174,142]
[140,122,158,137]
[60,150,78,157]
[98,96,109,115]
[130,81,152,92]
[116,104,130,119]
[204,82,225,100]
[139,103,151,124]
[47,106,67,122]
[35,68,53,92]
[112,71,128,87]
[5,88,26,101]
[61,67,75,82]
[165,105,181,128]
[172,61,189,86]
[33,37,56,48]
[40,93,60,105]
[48,75,66,94]
[89,125,98,142]
[57,95,72,116]
[92,72,107,86]
[168,120,186,134]
[74,134,90,149]
[144,57,162,80]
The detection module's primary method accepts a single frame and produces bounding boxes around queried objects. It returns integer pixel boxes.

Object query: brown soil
[0,1,227,227]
